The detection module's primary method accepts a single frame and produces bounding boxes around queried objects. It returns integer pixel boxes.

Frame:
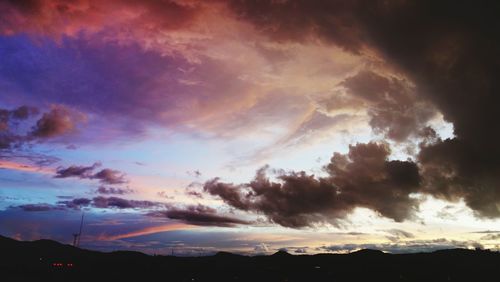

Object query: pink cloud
[98,223,195,241]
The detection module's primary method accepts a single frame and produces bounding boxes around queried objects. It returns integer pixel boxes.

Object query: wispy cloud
[98,223,196,241]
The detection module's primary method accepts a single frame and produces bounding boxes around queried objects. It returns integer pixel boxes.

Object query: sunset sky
[0,0,499,255]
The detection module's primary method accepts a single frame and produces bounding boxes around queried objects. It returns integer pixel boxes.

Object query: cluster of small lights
[52,263,74,267]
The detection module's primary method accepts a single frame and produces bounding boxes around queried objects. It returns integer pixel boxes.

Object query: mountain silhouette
[271,250,293,257]
[0,235,498,282]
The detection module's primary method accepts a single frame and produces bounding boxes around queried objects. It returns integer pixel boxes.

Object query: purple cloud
[92,169,127,185]
[148,204,249,227]
[54,163,128,185]
[91,196,162,210]
[55,163,100,179]
[96,186,133,195]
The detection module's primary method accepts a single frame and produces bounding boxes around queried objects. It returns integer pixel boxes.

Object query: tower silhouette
[72,212,84,247]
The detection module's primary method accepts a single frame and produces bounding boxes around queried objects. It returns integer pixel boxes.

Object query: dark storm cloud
[204,142,420,228]
[149,204,249,227]
[339,70,436,141]
[356,1,500,218]
[227,0,500,218]
[228,0,363,52]
[418,139,500,218]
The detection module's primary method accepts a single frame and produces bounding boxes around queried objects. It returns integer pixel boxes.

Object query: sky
[0,0,499,255]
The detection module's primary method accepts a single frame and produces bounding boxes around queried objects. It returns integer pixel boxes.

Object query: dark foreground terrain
[0,235,498,282]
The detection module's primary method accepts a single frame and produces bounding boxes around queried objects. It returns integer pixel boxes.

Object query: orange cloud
[0,160,54,174]
[98,223,196,241]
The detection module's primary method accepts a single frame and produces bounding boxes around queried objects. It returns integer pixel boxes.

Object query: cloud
[14,203,64,212]
[294,248,307,254]
[98,223,196,241]
[187,170,202,178]
[339,232,367,236]
[54,163,128,185]
[338,70,436,141]
[54,162,100,179]
[2,0,499,222]
[226,0,500,219]
[0,106,46,149]
[418,139,500,218]
[319,238,485,254]
[157,191,174,200]
[471,230,500,234]
[148,204,249,227]
[96,186,133,195]
[383,229,415,242]
[92,169,127,185]
[57,198,92,209]
[392,2,500,218]
[30,105,84,138]
[0,106,35,131]
[10,106,39,120]
[91,196,161,210]
[0,106,38,133]
[0,104,83,158]
[185,182,204,198]
[204,142,420,228]
[11,196,162,212]
[0,1,368,148]
[254,243,270,253]
[384,229,415,239]
[0,160,54,174]
[279,246,308,254]
[480,233,500,241]
[186,190,203,199]
[228,0,363,52]
[0,33,269,141]
[0,0,202,38]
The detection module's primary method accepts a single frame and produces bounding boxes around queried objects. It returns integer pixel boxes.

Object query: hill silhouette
[0,235,498,282]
